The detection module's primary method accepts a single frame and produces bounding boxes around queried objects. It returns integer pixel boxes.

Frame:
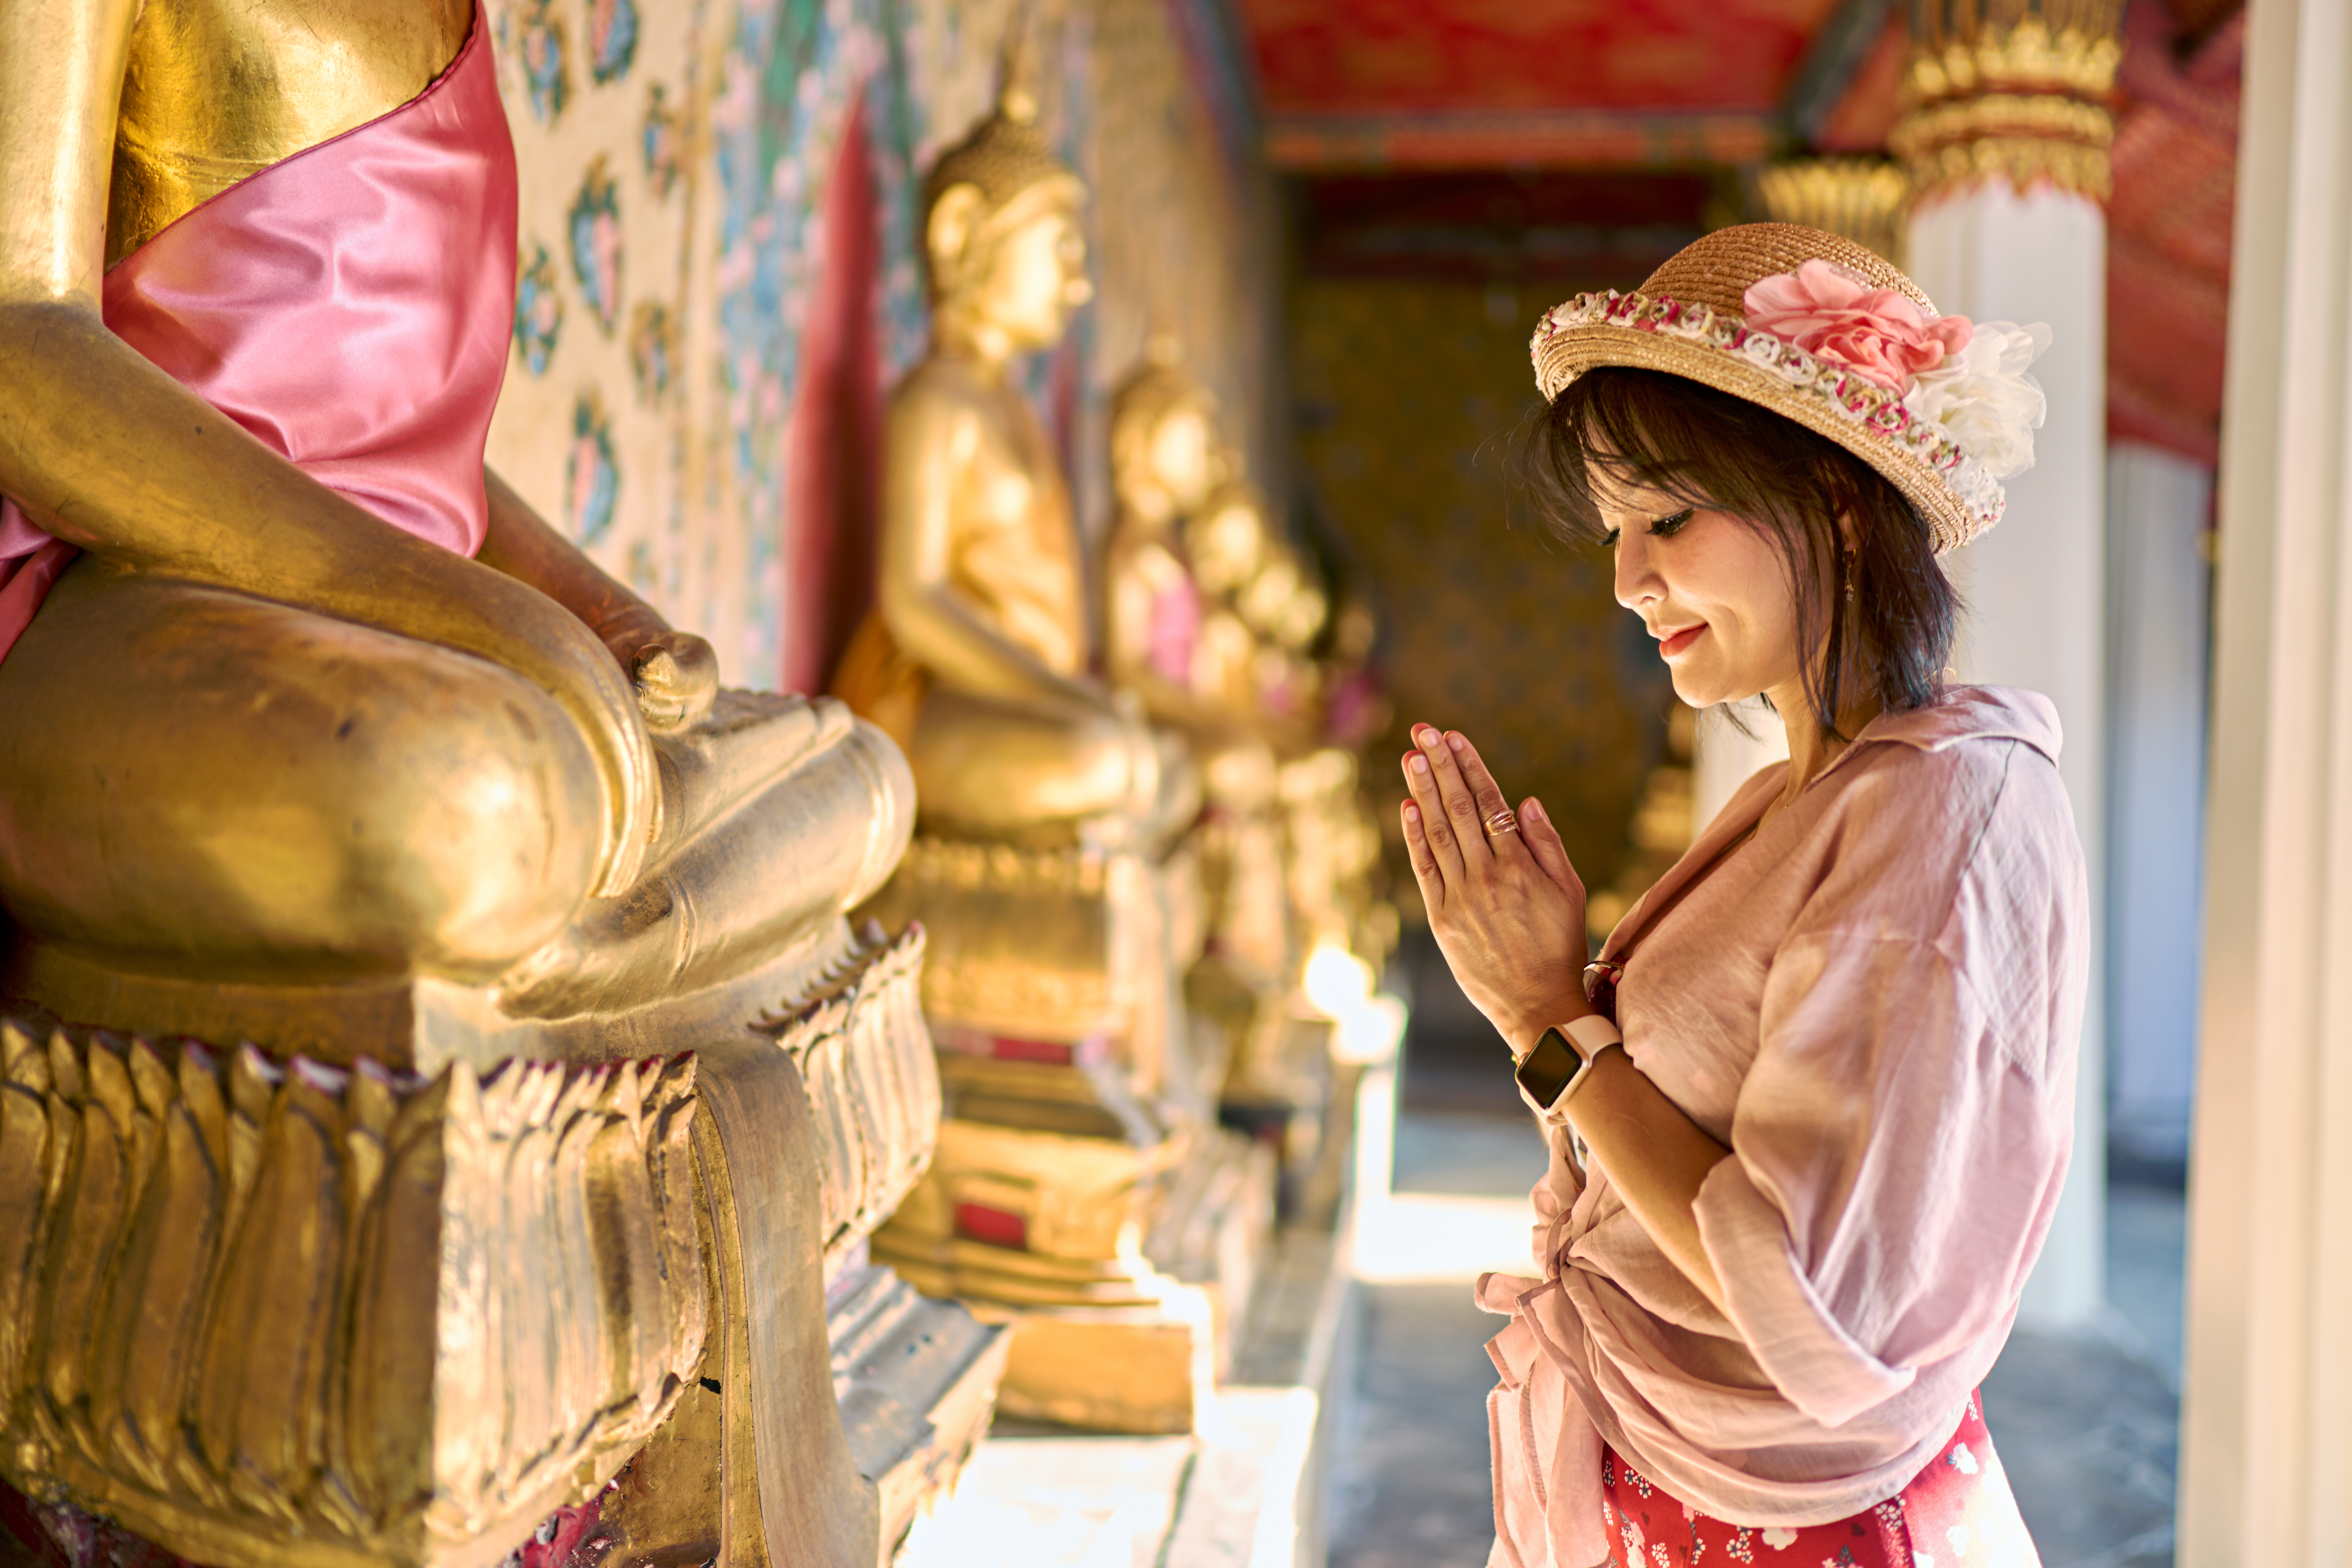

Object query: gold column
[1755,159,1912,269]
[1889,0,2124,208]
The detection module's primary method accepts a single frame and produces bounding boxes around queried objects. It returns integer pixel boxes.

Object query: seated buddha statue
[1237,536,1330,755]
[830,90,1192,850]
[0,4,955,1565]
[1102,337,1232,737]
[0,0,910,1052]
[846,92,1273,1438]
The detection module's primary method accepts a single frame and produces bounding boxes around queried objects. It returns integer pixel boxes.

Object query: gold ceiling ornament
[1891,1,2125,207]
[1755,159,1912,271]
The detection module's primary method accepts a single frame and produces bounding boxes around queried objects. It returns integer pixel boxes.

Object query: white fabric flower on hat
[1902,320,2053,480]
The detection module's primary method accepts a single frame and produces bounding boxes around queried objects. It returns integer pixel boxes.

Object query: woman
[1400,225,2085,1567]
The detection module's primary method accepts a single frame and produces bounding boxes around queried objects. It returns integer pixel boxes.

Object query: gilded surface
[0,0,914,1033]
[832,89,1188,845]
[753,923,941,1268]
[1755,159,1913,270]
[0,1019,703,1568]
[1893,12,2126,205]
[857,838,1139,1045]
[105,0,474,263]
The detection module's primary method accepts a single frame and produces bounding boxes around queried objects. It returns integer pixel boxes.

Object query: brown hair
[1529,366,1957,740]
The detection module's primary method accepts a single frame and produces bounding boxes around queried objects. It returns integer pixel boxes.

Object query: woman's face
[1596,471,1805,709]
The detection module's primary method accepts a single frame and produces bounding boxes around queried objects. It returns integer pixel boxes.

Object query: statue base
[596,1246,1007,1568]
[872,1125,1273,1434]
[0,925,991,1568]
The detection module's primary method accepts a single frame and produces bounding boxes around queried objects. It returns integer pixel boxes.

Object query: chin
[1667,667,1724,708]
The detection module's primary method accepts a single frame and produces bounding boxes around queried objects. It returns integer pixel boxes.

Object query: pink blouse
[1479,686,2087,1565]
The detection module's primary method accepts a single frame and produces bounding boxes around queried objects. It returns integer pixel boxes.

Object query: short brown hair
[1530,366,1957,740]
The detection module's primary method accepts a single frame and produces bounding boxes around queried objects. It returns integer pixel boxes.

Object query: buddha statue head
[923,87,1093,355]
[1112,336,1224,528]
[1185,479,1268,598]
[1241,540,1328,653]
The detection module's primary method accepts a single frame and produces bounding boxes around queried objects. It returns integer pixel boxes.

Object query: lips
[1658,623,1706,657]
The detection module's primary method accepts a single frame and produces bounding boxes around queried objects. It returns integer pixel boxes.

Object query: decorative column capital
[1755,158,1913,268]
[1890,3,2125,207]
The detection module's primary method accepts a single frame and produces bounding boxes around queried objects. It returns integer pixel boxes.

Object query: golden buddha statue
[842,92,1275,1436]
[1102,337,1232,732]
[0,3,1000,1564]
[1181,479,1282,721]
[831,95,1189,849]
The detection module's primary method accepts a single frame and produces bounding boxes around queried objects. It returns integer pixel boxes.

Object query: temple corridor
[4,0,2348,1564]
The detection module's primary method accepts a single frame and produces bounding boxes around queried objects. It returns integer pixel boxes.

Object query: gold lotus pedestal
[856,837,1275,1435]
[0,916,1005,1568]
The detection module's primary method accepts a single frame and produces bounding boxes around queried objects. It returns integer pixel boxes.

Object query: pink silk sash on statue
[0,4,514,664]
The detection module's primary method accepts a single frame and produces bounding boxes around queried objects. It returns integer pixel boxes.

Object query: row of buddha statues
[835,91,1392,1435]
[0,9,1390,1563]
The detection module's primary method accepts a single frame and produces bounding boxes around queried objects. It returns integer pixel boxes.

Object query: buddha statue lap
[835,92,1271,1434]
[0,4,1001,1564]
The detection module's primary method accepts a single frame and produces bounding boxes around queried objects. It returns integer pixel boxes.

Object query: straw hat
[1531,223,2040,553]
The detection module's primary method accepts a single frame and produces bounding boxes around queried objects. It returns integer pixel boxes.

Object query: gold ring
[1483,808,1519,838]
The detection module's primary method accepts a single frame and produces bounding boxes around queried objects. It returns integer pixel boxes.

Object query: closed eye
[1602,507,1693,549]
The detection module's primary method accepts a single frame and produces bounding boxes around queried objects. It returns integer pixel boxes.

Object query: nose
[1614,529,1662,610]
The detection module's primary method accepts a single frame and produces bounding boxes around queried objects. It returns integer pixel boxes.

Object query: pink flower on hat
[1742,259,1973,393]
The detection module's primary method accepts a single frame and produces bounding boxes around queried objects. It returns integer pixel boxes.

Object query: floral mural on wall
[482,0,1277,692]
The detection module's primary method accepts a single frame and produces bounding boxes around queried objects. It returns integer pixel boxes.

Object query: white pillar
[1907,185,2109,1328]
[2105,443,2213,1174]
[2177,0,2352,1556]
[1690,703,1789,836]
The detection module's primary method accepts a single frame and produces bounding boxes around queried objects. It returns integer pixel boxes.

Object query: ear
[926,184,987,279]
[1833,494,1864,553]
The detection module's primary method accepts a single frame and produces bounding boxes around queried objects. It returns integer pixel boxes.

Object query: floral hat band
[1530,224,2049,554]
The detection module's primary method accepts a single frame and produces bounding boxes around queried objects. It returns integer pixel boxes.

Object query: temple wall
[1287,277,1664,900]
[479,0,1279,693]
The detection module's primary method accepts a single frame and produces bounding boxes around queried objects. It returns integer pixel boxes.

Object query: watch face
[1514,1028,1580,1109]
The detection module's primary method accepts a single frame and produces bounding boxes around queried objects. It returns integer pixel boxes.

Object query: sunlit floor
[1326,1101,2187,1568]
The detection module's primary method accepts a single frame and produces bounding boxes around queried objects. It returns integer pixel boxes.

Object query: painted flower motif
[1742,260,1972,394]
[566,391,619,546]
[586,0,638,84]
[516,0,569,122]
[568,157,624,334]
[1902,320,2052,480]
[513,241,564,375]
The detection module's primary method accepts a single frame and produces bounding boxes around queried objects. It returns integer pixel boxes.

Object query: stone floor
[1324,1101,2188,1568]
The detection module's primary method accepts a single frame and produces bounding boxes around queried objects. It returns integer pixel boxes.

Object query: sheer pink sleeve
[1689,754,2084,1427]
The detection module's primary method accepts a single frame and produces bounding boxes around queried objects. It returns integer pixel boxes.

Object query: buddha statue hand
[619,625,721,734]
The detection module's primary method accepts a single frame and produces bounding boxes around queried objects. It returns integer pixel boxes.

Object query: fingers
[1442,731,1533,866]
[1517,795,1579,890]
[1413,724,1493,869]
[1401,738,1466,885]
[632,630,720,732]
[1400,796,1445,914]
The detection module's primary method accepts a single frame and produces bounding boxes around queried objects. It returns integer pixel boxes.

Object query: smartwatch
[1513,1016,1623,1111]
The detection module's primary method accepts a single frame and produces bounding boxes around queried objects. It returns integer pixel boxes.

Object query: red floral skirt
[1600,1392,2041,1568]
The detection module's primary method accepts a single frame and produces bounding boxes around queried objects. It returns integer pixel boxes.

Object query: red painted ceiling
[1238,0,1850,117]
[2108,3,2241,465]
[1246,0,2247,468]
